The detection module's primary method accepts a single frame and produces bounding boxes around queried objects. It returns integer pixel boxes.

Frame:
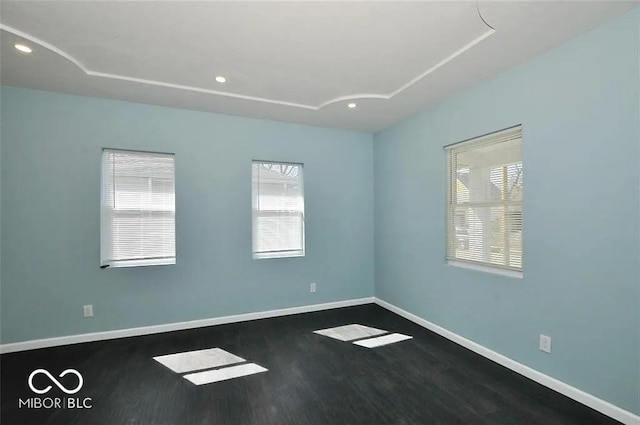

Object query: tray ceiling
[0,1,635,132]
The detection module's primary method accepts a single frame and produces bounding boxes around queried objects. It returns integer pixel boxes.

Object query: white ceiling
[0,1,635,133]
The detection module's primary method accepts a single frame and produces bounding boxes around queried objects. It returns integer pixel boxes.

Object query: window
[101,149,176,268]
[446,126,523,272]
[252,161,305,259]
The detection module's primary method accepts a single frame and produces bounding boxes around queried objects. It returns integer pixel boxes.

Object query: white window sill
[447,260,523,279]
[253,251,305,260]
[102,258,176,268]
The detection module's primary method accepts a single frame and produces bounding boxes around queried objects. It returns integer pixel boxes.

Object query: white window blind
[446,126,523,272]
[101,149,176,268]
[252,161,305,259]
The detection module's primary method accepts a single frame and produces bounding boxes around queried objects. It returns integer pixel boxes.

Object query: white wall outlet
[539,334,551,353]
[83,304,94,318]
[310,282,317,293]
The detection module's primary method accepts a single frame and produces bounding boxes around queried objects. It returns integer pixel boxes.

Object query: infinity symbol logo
[28,369,84,395]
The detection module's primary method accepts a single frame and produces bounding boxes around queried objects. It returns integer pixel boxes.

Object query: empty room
[1,1,638,424]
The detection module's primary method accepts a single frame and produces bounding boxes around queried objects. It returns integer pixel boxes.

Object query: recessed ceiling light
[347,103,357,109]
[215,76,226,83]
[14,44,32,54]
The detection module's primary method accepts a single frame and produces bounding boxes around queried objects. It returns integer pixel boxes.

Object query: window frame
[445,125,523,275]
[100,148,176,268]
[251,160,305,260]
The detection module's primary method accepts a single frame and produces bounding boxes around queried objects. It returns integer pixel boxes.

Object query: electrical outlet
[83,304,94,318]
[310,282,316,293]
[539,334,551,353]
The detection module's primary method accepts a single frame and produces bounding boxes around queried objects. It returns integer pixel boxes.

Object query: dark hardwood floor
[1,304,622,425]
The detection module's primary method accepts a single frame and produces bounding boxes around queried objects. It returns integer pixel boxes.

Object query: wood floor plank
[0,304,624,425]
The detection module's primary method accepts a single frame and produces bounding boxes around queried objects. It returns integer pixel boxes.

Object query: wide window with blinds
[252,161,305,259]
[446,126,523,272]
[101,149,176,268]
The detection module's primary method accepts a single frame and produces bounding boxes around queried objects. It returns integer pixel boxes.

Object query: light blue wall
[374,9,639,415]
[1,6,638,418]
[0,87,374,343]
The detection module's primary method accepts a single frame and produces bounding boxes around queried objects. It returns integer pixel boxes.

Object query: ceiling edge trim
[316,28,495,109]
[0,23,317,110]
[1,23,494,111]
[389,29,495,99]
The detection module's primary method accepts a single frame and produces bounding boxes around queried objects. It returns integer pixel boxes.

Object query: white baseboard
[374,297,640,425]
[0,297,375,354]
[3,296,637,424]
